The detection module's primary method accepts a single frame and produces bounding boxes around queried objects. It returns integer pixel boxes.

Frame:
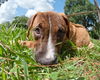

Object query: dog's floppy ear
[59,13,70,39]
[59,13,69,26]
[27,14,37,38]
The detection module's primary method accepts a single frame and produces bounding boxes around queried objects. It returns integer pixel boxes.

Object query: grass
[0,25,100,80]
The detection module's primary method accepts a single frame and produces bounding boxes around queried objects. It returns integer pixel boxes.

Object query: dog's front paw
[18,40,26,46]
[18,40,35,48]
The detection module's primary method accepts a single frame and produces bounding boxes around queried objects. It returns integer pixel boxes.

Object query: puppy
[19,11,93,65]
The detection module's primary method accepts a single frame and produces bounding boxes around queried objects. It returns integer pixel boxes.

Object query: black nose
[36,57,58,65]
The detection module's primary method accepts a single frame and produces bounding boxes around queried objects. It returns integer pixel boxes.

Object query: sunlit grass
[0,25,100,80]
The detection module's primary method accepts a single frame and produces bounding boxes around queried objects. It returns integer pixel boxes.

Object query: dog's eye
[34,27,40,34]
[58,29,64,33]
[34,27,41,39]
[57,29,65,41]
[58,29,65,34]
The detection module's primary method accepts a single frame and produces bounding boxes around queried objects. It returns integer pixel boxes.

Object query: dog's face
[27,12,69,65]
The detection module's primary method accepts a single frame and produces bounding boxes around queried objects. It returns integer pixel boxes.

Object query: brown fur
[18,11,94,65]
[19,11,93,49]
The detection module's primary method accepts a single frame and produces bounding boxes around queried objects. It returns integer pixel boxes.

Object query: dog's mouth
[35,56,58,65]
[33,51,58,65]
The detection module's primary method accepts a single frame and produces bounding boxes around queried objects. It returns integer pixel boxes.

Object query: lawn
[0,25,100,80]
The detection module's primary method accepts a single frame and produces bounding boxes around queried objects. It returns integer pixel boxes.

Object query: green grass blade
[21,59,29,80]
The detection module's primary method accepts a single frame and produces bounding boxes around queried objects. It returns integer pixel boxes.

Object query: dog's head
[27,11,69,65]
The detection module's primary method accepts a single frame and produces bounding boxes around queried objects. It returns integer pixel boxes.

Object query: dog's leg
[77,42,94,50]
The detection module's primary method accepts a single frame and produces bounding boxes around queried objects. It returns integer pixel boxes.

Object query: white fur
[45,16,55,60]
[46,32,55,59]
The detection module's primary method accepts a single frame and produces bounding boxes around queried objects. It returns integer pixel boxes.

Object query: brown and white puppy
[19,11,93,65]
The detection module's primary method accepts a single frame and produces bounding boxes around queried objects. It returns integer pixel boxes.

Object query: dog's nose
[36,57,58,65]
[42,58,58,65]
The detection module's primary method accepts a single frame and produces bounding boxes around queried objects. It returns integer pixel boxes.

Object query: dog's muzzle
[35,55,58,65]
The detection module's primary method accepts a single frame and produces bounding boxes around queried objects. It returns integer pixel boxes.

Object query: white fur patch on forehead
[45,16,55,60]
